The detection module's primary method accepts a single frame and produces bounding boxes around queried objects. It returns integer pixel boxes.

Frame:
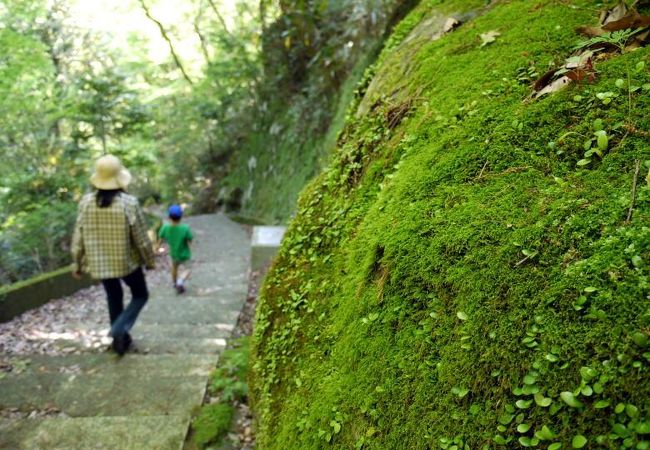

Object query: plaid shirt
[71,192,155,279]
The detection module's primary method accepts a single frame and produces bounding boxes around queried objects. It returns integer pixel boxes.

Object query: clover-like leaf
[535,425,555,441]
[517,423,531,433]
[523,374,537,385]
[625,404,639,419]
[498,413,515,425]
[560,391,583,408]
[516,399,533,409]
[534,392,552,407]
[572,435,587,448]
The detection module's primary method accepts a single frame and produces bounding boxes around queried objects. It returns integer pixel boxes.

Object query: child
[158,204,193,294]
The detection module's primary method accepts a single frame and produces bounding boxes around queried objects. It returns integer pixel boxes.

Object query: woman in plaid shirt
[72,155,156,355]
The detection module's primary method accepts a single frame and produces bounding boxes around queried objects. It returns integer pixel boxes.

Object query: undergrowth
[190,337,250,449]
[251,0,649,449]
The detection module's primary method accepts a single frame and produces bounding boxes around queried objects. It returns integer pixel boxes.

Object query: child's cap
[168,204,183,219]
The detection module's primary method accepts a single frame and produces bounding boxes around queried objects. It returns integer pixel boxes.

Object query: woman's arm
[131,201,156,270]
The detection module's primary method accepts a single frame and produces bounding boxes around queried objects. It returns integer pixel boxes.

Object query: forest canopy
[1,0,402,284]
[0,0,262,283]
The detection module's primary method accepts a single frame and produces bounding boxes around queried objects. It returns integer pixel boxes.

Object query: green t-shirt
[158,222,193,263]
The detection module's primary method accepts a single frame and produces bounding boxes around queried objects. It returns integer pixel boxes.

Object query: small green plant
[574,30,643,118]
[573,29,638,53]
[192,403,235,448]
[576,119,613,168]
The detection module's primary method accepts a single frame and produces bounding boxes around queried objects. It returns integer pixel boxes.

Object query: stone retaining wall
[0,267,95,323]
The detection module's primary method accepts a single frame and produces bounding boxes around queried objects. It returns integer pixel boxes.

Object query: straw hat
[90,155,132,190]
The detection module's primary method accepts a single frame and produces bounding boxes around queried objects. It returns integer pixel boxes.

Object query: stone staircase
[0,214,250,450]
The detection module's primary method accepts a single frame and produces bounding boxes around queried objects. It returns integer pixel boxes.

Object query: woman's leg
[110,268,149,352]
[101,278,124,330]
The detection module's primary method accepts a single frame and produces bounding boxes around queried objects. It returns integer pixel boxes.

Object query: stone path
[0,214,250,450]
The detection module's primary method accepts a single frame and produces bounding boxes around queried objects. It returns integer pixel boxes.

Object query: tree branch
[138,0,194,84]
[206,0,234,38]
[193,0,212,65]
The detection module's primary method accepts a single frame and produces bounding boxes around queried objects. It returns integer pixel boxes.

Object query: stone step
[151,288,247,304]
[131,323,233,339]
[147,291,246,307]
[1,353,216,378]
[138,300,241,325]
[13,322,234,355]
[0,359,208,417]
[0,415,188,450]
[130,336,226,355]
[0,213,252,450]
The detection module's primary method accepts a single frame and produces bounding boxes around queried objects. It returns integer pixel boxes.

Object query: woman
[71,154,155,355]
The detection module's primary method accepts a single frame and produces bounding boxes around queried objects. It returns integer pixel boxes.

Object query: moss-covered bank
[251,0,650,449]
[220,1,417,224]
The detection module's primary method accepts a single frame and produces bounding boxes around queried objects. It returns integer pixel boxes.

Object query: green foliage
[191,337,249,449]
[191,403,235,448]
[250,0,650,449]
[0,0,262,282]
[220,0,413,223]
[209,337,250,402]
[0,1,159,283]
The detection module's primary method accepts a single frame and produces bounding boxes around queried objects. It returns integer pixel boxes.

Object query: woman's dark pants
[101,267,148,342]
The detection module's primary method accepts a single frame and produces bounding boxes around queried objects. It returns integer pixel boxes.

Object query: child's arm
[186,226,194,247]
[156,224,167,253]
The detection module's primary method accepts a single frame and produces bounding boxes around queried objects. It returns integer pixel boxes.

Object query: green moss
[0,266,72,296]
[191,403,234,448]
[251,0,650,449]
[191,338,249,449]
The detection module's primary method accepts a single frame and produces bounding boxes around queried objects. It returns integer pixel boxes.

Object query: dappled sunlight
[69,0,241,77]
[0,256,173,355]
[0,284,109,355]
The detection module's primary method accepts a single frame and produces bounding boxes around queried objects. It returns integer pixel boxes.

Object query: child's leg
[171,261,179,286]
[177,262,191,286]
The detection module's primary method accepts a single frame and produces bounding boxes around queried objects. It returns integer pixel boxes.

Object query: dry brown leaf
[534,76,572,98]
[602,10,650,31]
[533,49,595,94]
[566,68,595,83]
[601,2,628,26]
[628,29,650,49]
[533,69,557,92]
[576,25,607,37]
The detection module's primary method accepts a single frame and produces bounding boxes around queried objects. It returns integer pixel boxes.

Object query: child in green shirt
[158,204,193,294]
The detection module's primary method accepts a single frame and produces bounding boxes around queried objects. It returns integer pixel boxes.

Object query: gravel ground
[0,253,171,356]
